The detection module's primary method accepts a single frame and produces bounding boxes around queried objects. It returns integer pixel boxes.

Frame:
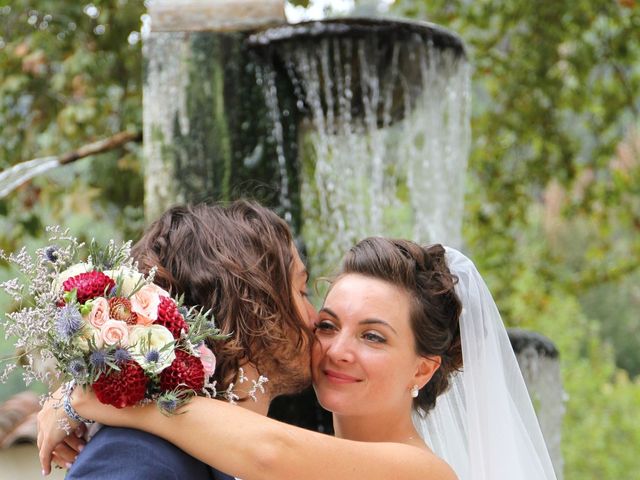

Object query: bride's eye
[314,320,336,333]
[362,331,386,343]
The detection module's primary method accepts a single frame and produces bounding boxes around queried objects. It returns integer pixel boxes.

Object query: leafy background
[1,1,639,478]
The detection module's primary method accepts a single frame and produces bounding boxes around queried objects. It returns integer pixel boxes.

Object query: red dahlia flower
[63,271,115,304]
[155,296,188,338]
[93,361,147,408]
[160,350,205,392]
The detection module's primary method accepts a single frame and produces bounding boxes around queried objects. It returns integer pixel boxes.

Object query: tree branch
[58,130,142,165]
[0,131,142,198]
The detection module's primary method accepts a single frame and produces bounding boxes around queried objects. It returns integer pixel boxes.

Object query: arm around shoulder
[74,394,457,480]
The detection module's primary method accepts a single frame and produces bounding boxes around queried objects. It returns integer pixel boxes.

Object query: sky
[285,0,395,22]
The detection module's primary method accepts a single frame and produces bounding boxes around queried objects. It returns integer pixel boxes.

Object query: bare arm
[66,391,456,480]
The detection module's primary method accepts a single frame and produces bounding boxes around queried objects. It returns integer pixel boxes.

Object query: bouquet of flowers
[0,227,244,415]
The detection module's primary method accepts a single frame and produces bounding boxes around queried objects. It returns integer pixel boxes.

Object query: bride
[38,237,557,480]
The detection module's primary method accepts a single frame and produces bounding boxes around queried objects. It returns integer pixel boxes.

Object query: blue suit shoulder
[67,426,230,480]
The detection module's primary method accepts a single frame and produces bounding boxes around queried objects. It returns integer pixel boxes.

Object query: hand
[51,424,87,470]
[37,386,83,475]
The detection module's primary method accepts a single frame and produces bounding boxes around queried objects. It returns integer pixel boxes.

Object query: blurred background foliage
[1,0,639,478]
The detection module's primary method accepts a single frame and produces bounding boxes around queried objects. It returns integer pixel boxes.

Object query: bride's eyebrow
[319,307,339,320]
[359,319,398,335]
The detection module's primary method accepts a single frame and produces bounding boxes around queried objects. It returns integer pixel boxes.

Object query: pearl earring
[410,385,419,398]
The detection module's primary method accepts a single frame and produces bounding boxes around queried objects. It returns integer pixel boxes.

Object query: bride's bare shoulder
[382,442,458,480]
[415,444,458,479]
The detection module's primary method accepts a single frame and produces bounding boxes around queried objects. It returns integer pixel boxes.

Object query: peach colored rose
[131,284,161,325]
[198,344,216,378]
[148,283,170,298]
[100,319,129,346]
[88,297,110,329]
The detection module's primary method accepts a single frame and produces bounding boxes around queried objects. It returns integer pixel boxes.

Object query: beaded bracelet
[63,380,95,425]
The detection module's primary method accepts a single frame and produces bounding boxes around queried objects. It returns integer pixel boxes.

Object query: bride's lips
[323,369,361,384]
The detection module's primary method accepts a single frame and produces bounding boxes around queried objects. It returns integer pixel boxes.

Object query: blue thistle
[89,350,108,370]
[178,306,189,318]
[43,246,60,263]
[158,396,178,413]
[145,350,160,363]
[114,348,131,364]
[68,358,87,380]
[54,305,83,341]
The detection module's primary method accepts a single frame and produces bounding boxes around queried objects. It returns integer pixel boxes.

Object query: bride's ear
[413,355,441,389]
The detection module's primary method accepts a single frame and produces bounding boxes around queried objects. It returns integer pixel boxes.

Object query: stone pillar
[509,328,564,479]
[143,1,302,230]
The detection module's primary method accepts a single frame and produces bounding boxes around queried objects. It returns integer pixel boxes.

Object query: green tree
[0,0,145,246]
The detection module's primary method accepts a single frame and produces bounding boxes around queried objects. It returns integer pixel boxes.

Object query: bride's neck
[332,409,420,445]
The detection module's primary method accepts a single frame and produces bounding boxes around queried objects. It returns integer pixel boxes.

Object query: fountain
[509,329,564,476]
[247,18,469,274]
[143,1,469,274]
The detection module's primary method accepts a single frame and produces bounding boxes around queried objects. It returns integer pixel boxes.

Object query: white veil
[412,247,558,480]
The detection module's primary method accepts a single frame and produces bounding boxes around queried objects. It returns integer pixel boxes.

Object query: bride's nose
[325,332,355,363]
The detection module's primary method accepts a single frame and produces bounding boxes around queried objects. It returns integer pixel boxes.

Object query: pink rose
[100,319,129,346]
[198,344,216,378]
[88,297,110,329]
[131,284,161,325]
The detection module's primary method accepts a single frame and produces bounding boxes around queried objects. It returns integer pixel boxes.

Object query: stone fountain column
[143,0,302,230]
[509,329,564,479]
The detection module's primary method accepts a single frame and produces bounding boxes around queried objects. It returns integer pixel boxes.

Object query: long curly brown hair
[131,200,312,397]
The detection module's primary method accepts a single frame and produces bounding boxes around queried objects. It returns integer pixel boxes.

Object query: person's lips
[323,369,361,384]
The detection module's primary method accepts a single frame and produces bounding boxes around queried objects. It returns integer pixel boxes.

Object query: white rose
[129,325,176,374]
[103,267,145,297]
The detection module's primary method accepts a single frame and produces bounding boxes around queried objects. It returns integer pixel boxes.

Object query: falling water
[257,65,294,225]
[255,24,470,274]
[0,157,59,198]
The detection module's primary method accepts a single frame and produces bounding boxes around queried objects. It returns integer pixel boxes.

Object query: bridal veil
[412,247,558,480]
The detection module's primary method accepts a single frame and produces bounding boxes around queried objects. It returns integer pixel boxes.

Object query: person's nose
[324,331,355,363]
